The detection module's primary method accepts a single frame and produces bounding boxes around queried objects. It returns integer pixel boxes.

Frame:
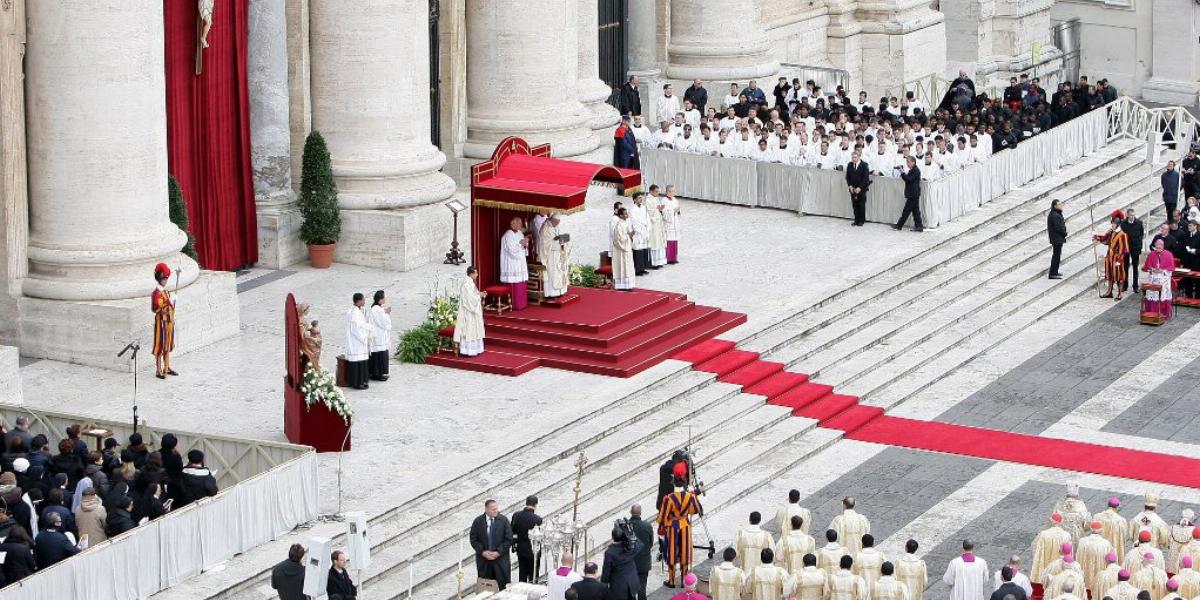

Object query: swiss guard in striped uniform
[1093,210,1131,300]
[658,476,702,589]
[151,262,177,379]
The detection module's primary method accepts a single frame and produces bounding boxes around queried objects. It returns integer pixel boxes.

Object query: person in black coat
[618,76,641,118]
[1047,198,1068,279]
[327,550,358,599]
[1182,150,1200,199]
[157,433,185,502]
[106,495,138,537]
[177,450,218,507]
[894,157,924,232]
[469,499,513,590]
[1163,161,1181,223]
[683,80,708,113]
[569,562,609,600]
[990,566,1029,600]
[656,451,685,510]
[0,526,36,584]
[33,512,79,569]
[1121,208,1146,292]
[845,151,871,226]
[601,526,643,600]
[271,544,308,600]
[511,495,542,583]
[629,505,654,600]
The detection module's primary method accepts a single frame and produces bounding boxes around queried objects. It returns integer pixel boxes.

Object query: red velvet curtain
[163,0,258,270]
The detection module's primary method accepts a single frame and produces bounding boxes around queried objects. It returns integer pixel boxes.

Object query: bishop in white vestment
[612,209,636,290]
[454,267,487,356]
[344,294,372,390]
[538,215,570,299]
[500,217,530,310]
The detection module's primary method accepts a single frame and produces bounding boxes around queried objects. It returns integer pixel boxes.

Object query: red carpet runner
[673,339,1200,489]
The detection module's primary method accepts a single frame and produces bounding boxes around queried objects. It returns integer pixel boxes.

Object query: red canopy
[470,137,642,286]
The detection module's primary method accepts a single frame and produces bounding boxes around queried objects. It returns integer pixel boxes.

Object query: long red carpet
[673,339,1200,489]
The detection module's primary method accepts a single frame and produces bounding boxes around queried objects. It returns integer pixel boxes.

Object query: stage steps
[426,288,747,377]
[168,139,1164,600]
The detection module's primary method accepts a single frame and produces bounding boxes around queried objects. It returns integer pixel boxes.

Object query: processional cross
[571,451,588,522]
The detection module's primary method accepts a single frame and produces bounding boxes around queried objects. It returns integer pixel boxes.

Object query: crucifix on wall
[194,0,215,75]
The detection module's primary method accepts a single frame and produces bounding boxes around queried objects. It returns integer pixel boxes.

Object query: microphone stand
[117,341,141,433]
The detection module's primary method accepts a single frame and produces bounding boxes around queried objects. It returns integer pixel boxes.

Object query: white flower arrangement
[301,363,353,424]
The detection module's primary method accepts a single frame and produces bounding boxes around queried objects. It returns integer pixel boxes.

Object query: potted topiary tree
[299,130,341,268]
[168,175,198,261]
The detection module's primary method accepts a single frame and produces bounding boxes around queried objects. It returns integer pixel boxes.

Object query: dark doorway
[429,0,441,148]
[598,0,627,108]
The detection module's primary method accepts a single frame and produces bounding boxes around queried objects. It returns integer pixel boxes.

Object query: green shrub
[299,130,341,245]
[569,263,603,288]
[168,175,198,261]
[397,324,440,364]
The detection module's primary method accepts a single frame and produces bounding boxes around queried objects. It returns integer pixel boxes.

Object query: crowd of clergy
[614,73,1113,183]
[655,485,1195,600]
[606,184,683,292]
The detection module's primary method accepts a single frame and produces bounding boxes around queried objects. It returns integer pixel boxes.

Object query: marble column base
[333,203,457,271]
[18,271,239,371]
[0,346,20,405]
[256,206,306,269]
[1141,78,1200,106]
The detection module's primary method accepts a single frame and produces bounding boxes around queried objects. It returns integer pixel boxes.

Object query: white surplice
[942,555,990,600]
[345,306,371,362]
[367,304,393,353]
[500,229,528,283]
[612,219,635,290]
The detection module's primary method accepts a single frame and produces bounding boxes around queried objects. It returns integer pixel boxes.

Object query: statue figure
[297,303,323,371]
[199,0,215,48]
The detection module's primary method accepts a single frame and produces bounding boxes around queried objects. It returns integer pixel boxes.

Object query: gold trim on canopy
[473,198,588,215]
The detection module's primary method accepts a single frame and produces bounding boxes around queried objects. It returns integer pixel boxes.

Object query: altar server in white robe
[612,208,636,290]
[646,187,668,268]
[631,116,653,147]
[366,290,392,382]
[454,267,487,356]
[500,217,530,310]
[344,293,372,390]
[539,215,570,299]
[629,194,651,275]
[943,540,989,600]
[657,84,682,126]
[662,186,682,264]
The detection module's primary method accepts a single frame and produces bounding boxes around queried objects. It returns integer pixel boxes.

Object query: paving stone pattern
[1102,352,1200,444]
[936,304,1200,434]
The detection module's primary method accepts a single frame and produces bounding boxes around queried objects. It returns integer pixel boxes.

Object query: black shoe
[913,227,924,232]
[891,224,902,230]
[636,271,648,276]
[156,373,166,380]
[167,369,179,376]
[1049,274,1063,280]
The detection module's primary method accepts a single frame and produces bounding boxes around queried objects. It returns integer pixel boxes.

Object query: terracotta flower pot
[308,243,335,268]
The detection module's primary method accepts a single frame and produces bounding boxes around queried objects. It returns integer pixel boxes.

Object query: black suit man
[470,499,514,590]
[629,505,655,600]
[1047,198,1067,279]
[570,562,610,600]
[894,156,924,231]
[1121,209,1145,292]
[845,151,871,226]
[619,76,642,118]
[511,496,543,583]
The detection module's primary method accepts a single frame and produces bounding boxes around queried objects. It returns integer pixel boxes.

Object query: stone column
[628,0,660,77]
[854,0,947,98]
[1142,0,1200,105]
[578,0,619,155]
[310,0,457,269]
[249,0,304,268]
[942,0,995,75]
[0,0,28,347]
[665,0,779,81]
[20,0,238,369]
[465,0,598,160]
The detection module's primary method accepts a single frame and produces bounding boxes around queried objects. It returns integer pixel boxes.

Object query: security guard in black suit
[511,495,543,583]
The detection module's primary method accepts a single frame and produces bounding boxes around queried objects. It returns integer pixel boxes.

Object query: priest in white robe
[662,187,682,264]
[646,187,668,268]
[775,515,816,574]
[344,293,372,390]
[612,208,636,290]
[777,490,813,536]
[629,193,651,275]
[538,215,570,299]
[500,217,530,310]
[830,497,871,558]
[454,267,487,356]
[942,540,989,600]
[366,290,392,382]
[736,512,775,573]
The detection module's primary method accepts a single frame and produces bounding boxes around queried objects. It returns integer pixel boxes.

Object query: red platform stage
[427,287,745,377]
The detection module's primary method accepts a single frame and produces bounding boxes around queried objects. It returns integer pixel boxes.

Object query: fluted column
[1138,0,1198,104]
[23,0,198,301]
[465,0,596,159]
[578,0,619,152]
[665,0,779,81]
[309,0,454,210]
[627,0,660,77]
[248,0,304,267]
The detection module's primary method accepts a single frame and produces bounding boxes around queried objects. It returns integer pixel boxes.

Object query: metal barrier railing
[0,403,310,488]
[778,62,850,95]
[1106,96,1200,152]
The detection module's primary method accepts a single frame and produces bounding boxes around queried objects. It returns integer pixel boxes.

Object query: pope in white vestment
[454,269,486,356]
[538,216,570,299]
[611,211,636,290]
[344,298,372,389]
[942,550,989,600]
[500,217,530,310]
